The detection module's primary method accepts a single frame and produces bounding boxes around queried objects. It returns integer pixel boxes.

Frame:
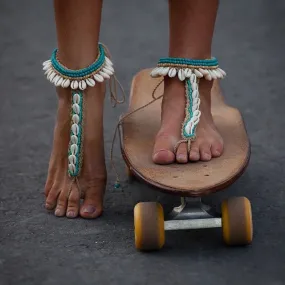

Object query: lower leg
[153,0,224,164]
[45,0,106,218]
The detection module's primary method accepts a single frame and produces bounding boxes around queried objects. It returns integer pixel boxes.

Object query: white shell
[105,63,113,71]
[86,78,96,87]
[205,72,212,81]
[62,79,70,88]
[178,69,185,81]
[43,63,51,71]
[68,163,76,174]
[48,72,56,81]
[105,57,113,66]
[209,70,217,80]
[44,67,52,75]
[100,71,110,79]
[68,155,77,165]
[212,69,221,79]
[72,103,80,114]
[52,75,60,84]
[72,114,80,124]
[61,79,66,88]
[70,143,78,155]
[160,67,169,76]
[168,68,177,78]
[55,77,63,87]
[184,68,192,78]
[190,74,197,84]
[159,67,167,76]
[43,60,52,67]
[70,145,78,156]
[79,80,87,90]
[94,74,104,82]
[102,67,113,76]
[73,94,80,104]
[194,69,203,78]
[199,68,209,76]
[43,60,51,66]
[218,68,226,77]
[104,65,114,73]
[192,89,198,98]
[71,135,78,145]
[45,69,53,78]
[191,82,198,90]
[71,123,79,135]
[71,80,79,90]
[150,67,160,77]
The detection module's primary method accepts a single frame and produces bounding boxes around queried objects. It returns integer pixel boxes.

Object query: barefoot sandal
[110,57,226,188]
[150,57,226,154]
[43,43,125,194]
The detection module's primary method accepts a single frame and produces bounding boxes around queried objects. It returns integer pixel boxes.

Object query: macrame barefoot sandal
[150,57,226,155]
[42,43,125,193]
[110,57,225,188]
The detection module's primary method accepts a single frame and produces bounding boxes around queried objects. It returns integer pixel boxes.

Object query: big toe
[153,150,175,164]
[153,132,176,164]
[80,189,103,219]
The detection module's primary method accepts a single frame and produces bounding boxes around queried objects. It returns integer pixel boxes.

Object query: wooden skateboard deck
[120,69,250,197]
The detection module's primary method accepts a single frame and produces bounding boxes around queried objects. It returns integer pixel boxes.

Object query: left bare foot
[152,77,224,164]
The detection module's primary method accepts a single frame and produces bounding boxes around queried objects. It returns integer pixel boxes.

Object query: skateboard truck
[165,197,221,231]
[133,195,253,251]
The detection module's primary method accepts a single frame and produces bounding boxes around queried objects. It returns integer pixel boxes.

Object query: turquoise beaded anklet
[43,43,121,183]
[150,57,226,151]
[43,43,114,90]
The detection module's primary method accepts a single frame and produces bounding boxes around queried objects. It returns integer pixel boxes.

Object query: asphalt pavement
[1,1,285,284]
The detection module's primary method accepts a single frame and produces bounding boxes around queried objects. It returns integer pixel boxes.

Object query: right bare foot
[44,83,106,219]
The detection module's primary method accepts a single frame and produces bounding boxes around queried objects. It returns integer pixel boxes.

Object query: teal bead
[158,56,218,67]
[182,78,196,139]
[50,43,106,78]
[114,182,121,189]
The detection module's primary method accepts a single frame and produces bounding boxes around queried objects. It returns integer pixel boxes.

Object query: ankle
[164,76,184,92]
[199,78,213,94]
[56,87,71,104]
[57,49,99,70]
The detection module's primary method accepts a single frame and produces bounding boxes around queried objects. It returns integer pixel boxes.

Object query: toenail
[177,154,187,161]
[83,205,96,214]
[214,150,221,156]
[67,211,76,218]
[45,203,53,209]
[190,152,199,159]
[204,153,211,160]
[55,209,62,216]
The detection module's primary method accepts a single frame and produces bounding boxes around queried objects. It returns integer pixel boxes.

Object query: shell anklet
[150,57,226,153]
[43,43,125,190]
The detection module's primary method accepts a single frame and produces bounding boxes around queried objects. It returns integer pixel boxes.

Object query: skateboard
[119,69,253,251]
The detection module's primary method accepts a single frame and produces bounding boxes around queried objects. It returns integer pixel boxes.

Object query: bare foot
[152,77,224,164]
[45,83,106,218]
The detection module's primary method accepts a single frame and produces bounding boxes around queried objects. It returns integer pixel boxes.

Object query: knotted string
[110,79,164,188]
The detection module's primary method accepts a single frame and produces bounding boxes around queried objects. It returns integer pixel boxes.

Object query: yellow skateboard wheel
[134,202,165,251]
[221,197,253,246]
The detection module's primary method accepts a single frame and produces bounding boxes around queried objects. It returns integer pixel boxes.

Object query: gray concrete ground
[1,0,285,284]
